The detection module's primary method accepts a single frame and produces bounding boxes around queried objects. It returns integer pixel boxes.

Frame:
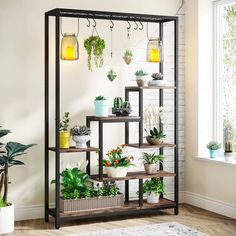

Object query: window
[214,0,236,151]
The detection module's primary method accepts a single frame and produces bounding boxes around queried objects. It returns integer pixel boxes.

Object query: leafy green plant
[206,141,221,150]
[143,178,165,196]
[146,127,166,139]
[0,196,5,208]
[70,125,91,136]
[0,127,35,205]
[142,152,164,164]
[60,112,70,131]
[135,70,148,77]
[151,73,163,80]
[95,96,107,101]
[107,68,117,82]
[84,36,105,71]
[94,182,119,197]
[102,145,135,168]
[123,49,133,57]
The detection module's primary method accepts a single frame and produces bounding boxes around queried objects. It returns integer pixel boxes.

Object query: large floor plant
[0,127,35,234]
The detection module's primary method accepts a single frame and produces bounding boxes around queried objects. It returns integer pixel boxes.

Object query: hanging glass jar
[146,37,163,63]
[61,33,79,60]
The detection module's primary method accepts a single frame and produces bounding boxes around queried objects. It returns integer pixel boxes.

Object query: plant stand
[45,8,179,229]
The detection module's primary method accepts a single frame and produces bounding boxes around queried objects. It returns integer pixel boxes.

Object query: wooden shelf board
[125,86,176,91]
[87,115,140,122]
[91,170,175,181]
[126,143,176,149]
[49,198,176,218]
[48,146,99,153]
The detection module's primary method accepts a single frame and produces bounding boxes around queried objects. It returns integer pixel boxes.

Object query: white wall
[0,0,183,220]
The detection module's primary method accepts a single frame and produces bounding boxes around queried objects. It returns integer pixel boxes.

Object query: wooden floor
[10,204,236,236]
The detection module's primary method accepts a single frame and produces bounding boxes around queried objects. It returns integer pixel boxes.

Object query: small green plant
[107,68,117,82]
[143,178,165,196]
[84,36,105,71]
[60,112,70,131]
[95,95,106,101]
[0,196,5,208]
[206,141,221,150]
[146,127,166,139]
[224,141,233,153]
[135,70,148,77]
[114,97,123,108]
[70,125,91,136]
[123,49,133,57]
[151,73,163,80]
[94,182,119,197]
[142,152,164,164]
[123,101,130,109]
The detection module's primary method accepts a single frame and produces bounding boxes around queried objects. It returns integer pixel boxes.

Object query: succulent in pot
[135,70,148,87]
[143,178,165,204]
[142,152,165,175]
[123,49,133,65]
[107,68,117,82]
[94,96,109,117]
[224,141,233,161]
[102,145,135,178]
[59,112,70,149]
[70,125,91,148]
[148,73,165,87]
[0,127,35,234]
[112,97,132,116]
[146,127,166,145]
[206,141,221,159]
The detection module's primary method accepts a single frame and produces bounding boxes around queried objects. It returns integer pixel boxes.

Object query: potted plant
[207,141,221,159]
[112,97,132,116]
[102,145,135,178]
[84,36,105,71]
[143,178,164,204]
[94,96,109,117]
[148,73,165,87]
[224,141,233,161]
[135,70,148,87]
[0,127,35,234]
[123,49,133,65]
[142,152,165,175]
[107,68,117,82]
[145,127,166,145]
[70,125,91,148]
[60,112,70,149]
[51,167,124,212]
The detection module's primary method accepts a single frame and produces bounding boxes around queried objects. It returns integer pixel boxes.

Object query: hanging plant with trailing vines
[84,36,105,71]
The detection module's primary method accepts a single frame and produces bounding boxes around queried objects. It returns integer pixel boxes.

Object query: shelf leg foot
[55,218,60,229]
[125,180,129,202]
[174,206,179,215]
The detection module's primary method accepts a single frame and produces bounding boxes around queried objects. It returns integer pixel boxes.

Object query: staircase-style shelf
[45,8,178,229]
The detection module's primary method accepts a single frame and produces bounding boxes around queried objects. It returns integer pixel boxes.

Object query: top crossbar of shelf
[46,8,178,23]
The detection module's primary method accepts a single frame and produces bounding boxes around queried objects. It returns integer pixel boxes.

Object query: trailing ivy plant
[84,36,105,71]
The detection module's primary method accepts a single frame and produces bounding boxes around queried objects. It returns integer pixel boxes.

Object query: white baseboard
[184,191,236,220]
[14,191,185,221]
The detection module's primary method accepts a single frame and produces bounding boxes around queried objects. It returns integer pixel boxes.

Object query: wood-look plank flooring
[9,204,236,236]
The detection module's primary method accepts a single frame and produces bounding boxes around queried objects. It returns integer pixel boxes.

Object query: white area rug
[69,222,207,236]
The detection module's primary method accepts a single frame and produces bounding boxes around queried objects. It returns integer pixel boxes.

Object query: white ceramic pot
[224,152,233,162]
[0,203,14,234]
[148,80,165,87]
[147,192,160,204]
[136,76,148,87]
[72,135,90,148]
[106,167,128,178]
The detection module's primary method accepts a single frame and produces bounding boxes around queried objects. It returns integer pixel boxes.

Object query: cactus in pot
[112,97,132,116]
[224,141,233,160]
[114,97,123,108]
[123,101,131,109]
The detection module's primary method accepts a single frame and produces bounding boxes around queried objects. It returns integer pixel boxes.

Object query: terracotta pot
[146,136,164,145]
[106,167,128,178]
[144,163,158,174]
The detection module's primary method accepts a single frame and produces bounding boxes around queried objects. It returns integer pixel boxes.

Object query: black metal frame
[45,8,178,229]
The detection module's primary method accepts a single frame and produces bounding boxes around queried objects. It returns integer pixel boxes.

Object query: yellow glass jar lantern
[61,33,79,60]
[146,37,163,63]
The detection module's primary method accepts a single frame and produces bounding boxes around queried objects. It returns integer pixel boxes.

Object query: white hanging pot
[72,135,90,148]
[106,167,128,178]
[147,192,160,204]
[0,204,14,234]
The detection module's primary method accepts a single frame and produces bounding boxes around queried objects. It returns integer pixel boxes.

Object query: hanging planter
[107,68,117,82]
[123,49,133,65]
[84,35,105,71]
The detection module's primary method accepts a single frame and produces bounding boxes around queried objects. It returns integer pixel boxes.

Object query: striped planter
[60,194,124,212]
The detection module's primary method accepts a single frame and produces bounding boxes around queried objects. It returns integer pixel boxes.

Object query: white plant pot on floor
[0,204,14,234]
[72,135,90,148]
[147,192,160,204]
[106,167,128,178]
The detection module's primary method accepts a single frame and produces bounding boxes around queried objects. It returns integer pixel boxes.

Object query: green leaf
[0,129,11,138]
[6,142,35,158]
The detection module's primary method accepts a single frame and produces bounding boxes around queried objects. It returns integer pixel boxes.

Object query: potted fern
[0,127,35,234]
[142,152,165,174]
